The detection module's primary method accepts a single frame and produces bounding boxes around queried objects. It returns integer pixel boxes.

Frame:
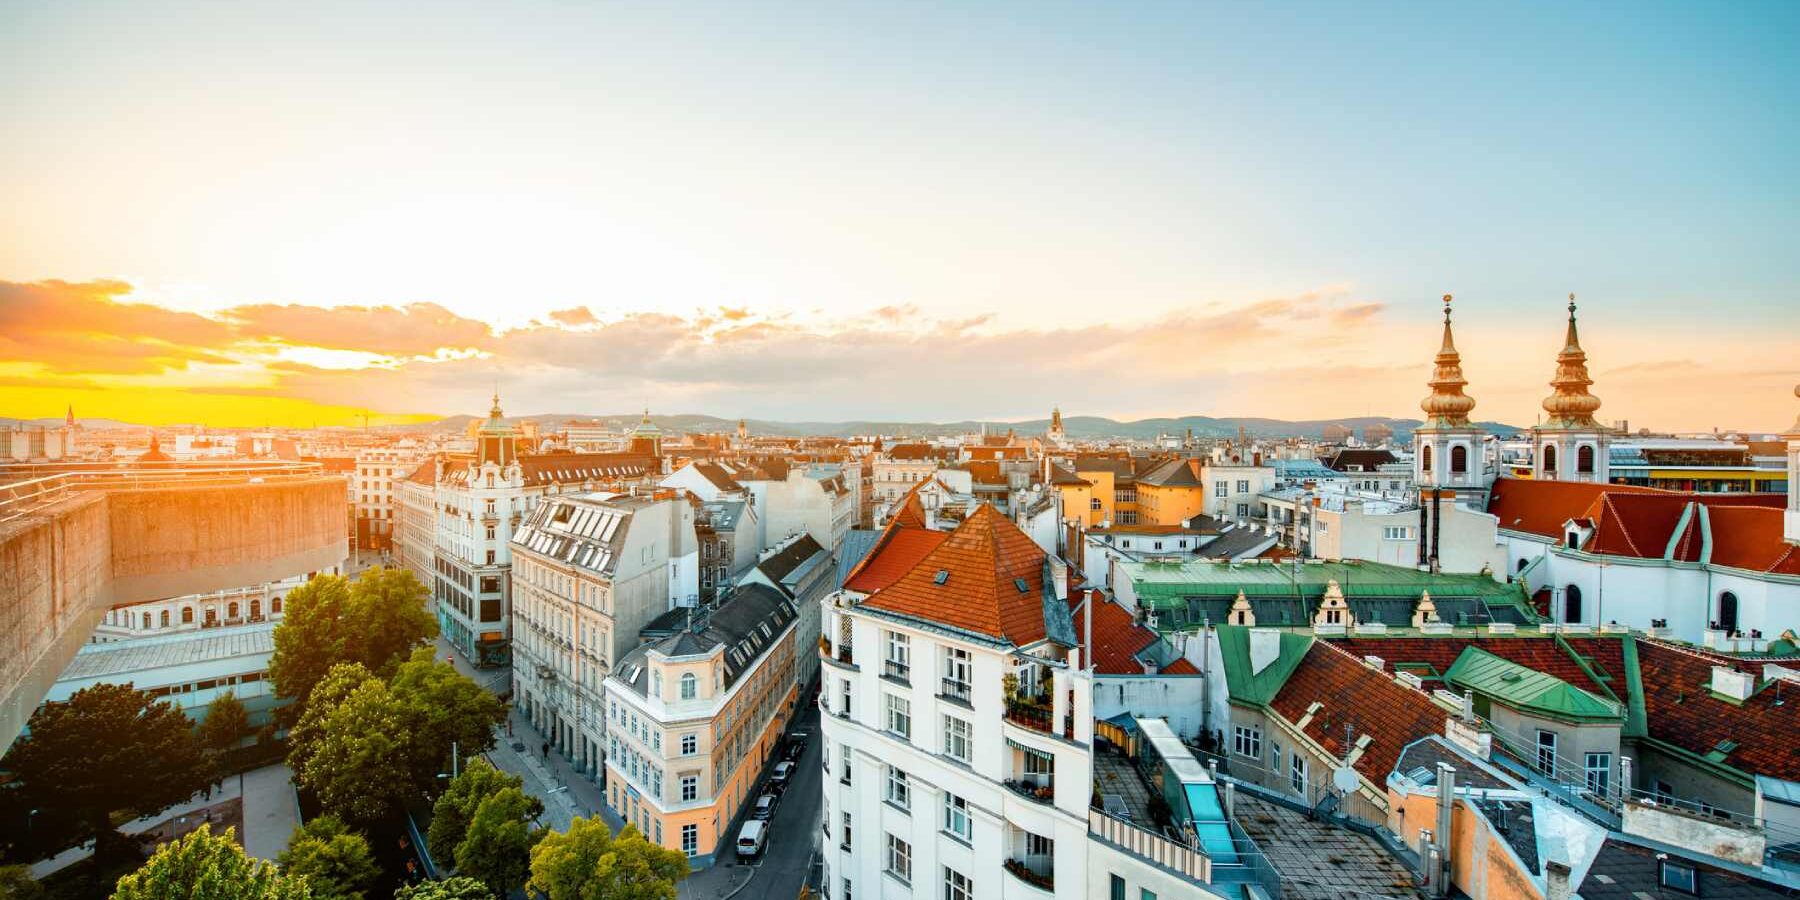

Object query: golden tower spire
[1420,294,1476,427]
[1542,293,1602,428]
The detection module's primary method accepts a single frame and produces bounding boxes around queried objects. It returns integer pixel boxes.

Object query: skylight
[933,570,949,585]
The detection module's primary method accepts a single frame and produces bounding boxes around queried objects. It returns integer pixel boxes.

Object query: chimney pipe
[1434,762,1456,897]
[1545,860,1572,900]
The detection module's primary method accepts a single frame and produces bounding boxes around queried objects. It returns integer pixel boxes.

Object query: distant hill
[410,412,1525,440]
[0,417,144,429]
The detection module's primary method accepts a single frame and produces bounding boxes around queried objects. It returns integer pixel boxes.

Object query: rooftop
[59,621,277,682]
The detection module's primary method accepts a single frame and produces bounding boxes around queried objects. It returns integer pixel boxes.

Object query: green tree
[453,788,540,896]
[528,819,687,900]
[285,663,375,783]
[1,683,211,860]
[0,865,44,900]
[111,825,311,900]
[275,817,378,900]
[426,760,537,866]
[270,569,436,717]
[198,690,251,754]
[392,878,493,900]
[290,673,415,826]
[389,649,504,793]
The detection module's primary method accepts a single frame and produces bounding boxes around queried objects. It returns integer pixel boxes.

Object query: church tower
[629,407,663,458]
[1047,406,1065,444]
[1784,383,1799,546]
[1531,296,1609,483]
[1413,294,1487,492]
[477,392,518,468]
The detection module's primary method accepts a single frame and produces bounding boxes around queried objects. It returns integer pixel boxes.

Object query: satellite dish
[1333,765,1360,793]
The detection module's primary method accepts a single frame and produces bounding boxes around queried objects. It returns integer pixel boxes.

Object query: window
[1142,891,1158,900]
[681,823,698,857]
[1451,444,1469,474]
[682,733,697,755]
[1237,480,1250,493]
[1584,752,1611,797]
[1215,480,1229,496]
[1541,443,1557,473]
[1536,730,1558,777]
[681,775,698,802]
[680,672,697,700]
[841,877,853,900]
[1659,860,1697,894]
[1236,503,1249,517]
[1232,725,1262,759]
[1111,874,1127,900]
[1383,526,1413,541]
[944,867,972,900]
[182,606,194,624]
[943,715,971,762]
[841,753,853,785]
[943,792,971,841]
[841,812,853,850]
[1421,445,1433,473]
[839,678,851,718]
[1718,591,1740,634]
[885,631,911,681]
[886,766,911,810]
[1577,444,1595,474]
[1290,753,1308,796]
[1563,585,1582,624]
[885,834,911,883]
[885,694,911,739]
[942,646,972,701]
[158,610,170,628]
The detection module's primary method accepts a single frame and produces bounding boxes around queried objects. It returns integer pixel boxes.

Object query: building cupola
[1531,295,1611,484]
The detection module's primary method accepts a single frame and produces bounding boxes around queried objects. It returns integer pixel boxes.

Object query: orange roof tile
[1270,641,1448,783]
[1637,640,1800,781]
[1704,505,1800,575]
[861,503,1050,645]
[1485,478,1664,539]
[844,529,949,594]
[1071,592,1160,675]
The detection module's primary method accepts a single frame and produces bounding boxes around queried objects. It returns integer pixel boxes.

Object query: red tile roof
[1326,636,1616,698]
[1269,641,1448,783]
[1635,640,1800,781]
[1704,505,1800,575]
[1486,478,1664,539]
[889,490,928,530]
[861,503,1050,645]
[1161,657,1202,675]
[1070,591,1160,675]
[844,529,948,594]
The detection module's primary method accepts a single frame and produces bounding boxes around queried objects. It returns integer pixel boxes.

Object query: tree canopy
[392,878,493,900]
[389,649,505,792]
[1,683,211,859]
[426,759,537,867]
[274,817,378,900]
[197,690,251,754]
[111,825,312,900]
[452,787,541,896]
[286,666,414,826]
[269,569,435,715]
[528,819,688,900]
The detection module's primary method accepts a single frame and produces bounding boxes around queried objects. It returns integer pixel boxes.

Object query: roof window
[933,570,949,585]
[1014,578,1029,593]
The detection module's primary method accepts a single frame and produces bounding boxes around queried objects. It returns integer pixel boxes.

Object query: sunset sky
[2,1,1796,431]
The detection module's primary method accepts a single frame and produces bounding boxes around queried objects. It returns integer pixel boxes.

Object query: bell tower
[1413,294,1486,491]
[1531,295,1609,483]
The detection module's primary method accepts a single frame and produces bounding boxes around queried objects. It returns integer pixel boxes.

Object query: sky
[1,1,1796,430]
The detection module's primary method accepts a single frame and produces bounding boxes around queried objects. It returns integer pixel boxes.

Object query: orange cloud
[548,306,598,327]
[0,279,238,374]
[223,301,492,357]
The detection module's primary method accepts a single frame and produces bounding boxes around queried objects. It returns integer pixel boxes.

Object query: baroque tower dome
[1541,294,1603,428]
[1420,294,1476,427]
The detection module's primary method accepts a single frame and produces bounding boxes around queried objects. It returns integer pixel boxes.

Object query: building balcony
[1003,778,1055,805]
[940,678,972,705]
[881,659,910,684]
[1002,856,1055,893]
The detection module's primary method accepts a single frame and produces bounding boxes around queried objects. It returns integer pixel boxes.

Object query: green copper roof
[1213,625,1314,708]
[1121,559,1524,602]
[1444,647,1623,722]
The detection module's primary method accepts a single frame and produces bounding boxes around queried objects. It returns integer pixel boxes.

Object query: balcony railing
[1003,857,1055,892]
[882,659,910,682]
[940,678,972,703]
[1004,779,1056,804]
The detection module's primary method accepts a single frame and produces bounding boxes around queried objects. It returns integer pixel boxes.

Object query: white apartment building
[509,492,700,778]
[1260,485,1506,574]
[871,444,951,507]
[1199,461,1277,522]
[353,444,426,554]
[742,463,855,554]
[89,569,343,643]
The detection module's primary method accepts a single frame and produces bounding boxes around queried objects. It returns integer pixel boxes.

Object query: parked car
[753,793,779,820]
[736,820,767,858]
[772,761,796,785]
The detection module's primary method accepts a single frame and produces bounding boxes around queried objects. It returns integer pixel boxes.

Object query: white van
[736,820,767,858]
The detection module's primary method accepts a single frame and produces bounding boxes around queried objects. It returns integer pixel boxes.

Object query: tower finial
[1422,293,1474,426]
[1443,293,1453,323]
[1569,293,1577,318]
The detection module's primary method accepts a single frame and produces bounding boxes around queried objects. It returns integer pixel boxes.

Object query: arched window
[1517,558,1530,573]
[1451,445,1469,474]
[250,599,261,619]
[1420,445,1433,473]
[680,673,697,700]
[272,597,283,614]
[1542,444,1558,473]
[1564,585,1583,624]
[1718,591,1739,634]
[205,608,218,627]
[1577,444,1596,474]
[142,612,152,629]
[160,610,170,628]
[182,606,194,624]
[228,602,239,619]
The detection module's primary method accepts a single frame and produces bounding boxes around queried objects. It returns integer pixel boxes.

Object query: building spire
[1542,293,1602,428]
[489,390,504,419]
[1420,294,1476,427]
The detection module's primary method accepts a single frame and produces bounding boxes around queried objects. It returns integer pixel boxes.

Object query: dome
[1541,296,1602,428]
[1420,295,1477,427]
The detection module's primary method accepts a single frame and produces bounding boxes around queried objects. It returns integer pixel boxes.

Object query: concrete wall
[0,477,347,754]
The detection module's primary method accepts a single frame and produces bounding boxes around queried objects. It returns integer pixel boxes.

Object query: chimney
[1434,763,1456,898]
[1545,861,1572,900]
[1050,556,1069,601]
[1712,666,1755,701]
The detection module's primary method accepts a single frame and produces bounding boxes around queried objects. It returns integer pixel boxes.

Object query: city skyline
[3,1,1797,428]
